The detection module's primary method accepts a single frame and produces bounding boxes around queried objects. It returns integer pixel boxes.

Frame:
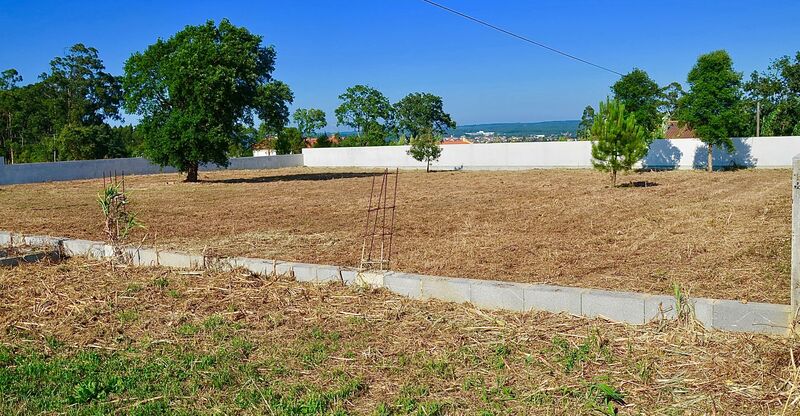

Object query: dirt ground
[0,167,791,303]
[0,259,797,414]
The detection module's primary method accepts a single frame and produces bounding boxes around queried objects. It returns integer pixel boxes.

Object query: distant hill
[449,120,579,137]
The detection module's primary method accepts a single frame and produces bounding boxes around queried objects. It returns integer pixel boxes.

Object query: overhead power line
[419,0,624,77]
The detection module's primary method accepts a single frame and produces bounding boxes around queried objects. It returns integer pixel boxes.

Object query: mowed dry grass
[1,259,798,414]
[0,167,791,303]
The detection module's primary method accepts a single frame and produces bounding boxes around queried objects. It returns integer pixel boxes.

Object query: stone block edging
[1,230,791,336]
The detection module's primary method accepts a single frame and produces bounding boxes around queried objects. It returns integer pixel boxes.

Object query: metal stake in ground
[359,168,398,271]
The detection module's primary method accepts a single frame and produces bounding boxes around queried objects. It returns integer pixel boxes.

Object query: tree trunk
[426,159,430,173]
[707,144,713,172]
[185,162,199,182]
[611,170,617,187]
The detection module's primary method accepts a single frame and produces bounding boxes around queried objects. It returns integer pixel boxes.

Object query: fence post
[792,154,800,319]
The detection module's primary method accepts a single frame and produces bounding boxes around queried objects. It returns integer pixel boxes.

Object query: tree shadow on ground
[205,172,383,184]
[641,139,682,171]
[617,180,659,188]
[692,138,756,170]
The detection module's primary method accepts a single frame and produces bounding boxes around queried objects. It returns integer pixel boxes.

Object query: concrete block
[120,246,140,265]
[316,265,342,283]
[204,256,236,271]
[237,257,274,275]
[136,247,159,267]
[712,300,791,335]
[0,231,12,246]
[22,235,62,248]
[420,276,471,304]
[292,263,318,282]
[158,250,203,269]
[692,298,716,328]
[276,261,303,276]
[581,289,647,325]
[523,284,584,315]
[62,239,105,258]
[470,280,524,311]
[340,269,359,285]
[645,295,677,322]
[384,272,422,299]
[355,271,386,288]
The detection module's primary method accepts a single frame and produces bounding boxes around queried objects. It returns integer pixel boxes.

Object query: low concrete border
[2,230,791,336]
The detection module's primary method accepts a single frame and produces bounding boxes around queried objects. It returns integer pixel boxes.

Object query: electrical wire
[419,0,624,77]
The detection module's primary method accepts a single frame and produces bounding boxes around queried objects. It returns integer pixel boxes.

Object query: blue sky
[2,0,799,128]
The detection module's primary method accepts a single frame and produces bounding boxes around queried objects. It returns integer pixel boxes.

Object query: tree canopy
[0,44,127,163]
[335,85,394,145]
[611,69,661,136]
[123,19,291,181]
[577,105,595,140]
[407,129,443,172]
[745,51,800,136]
[394,92,456,138]
[293,108,327,137]
[677,50,746,171]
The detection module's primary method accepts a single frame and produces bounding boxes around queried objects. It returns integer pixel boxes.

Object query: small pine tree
[407,130,442,172]
[590,99,649,186]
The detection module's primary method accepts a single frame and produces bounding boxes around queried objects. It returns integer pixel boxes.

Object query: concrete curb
[3,230,791,336]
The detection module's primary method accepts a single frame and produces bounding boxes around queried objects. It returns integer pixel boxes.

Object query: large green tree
[590,99,649,186]
[123,19,292,181]
[611,68,661,136]
[258,81,294,135]
[0,69,22,162]
[577,105,595,140]
[394,92,456,138]
[41,44,122,128]
[335,85,394,145]
[677,50,746,172]
[745,51,800,136]
[293,108,327,137]
[274,127,304,155]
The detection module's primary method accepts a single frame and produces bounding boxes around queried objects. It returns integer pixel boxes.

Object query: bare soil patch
[0,167,791,303]
[0,259,797,414]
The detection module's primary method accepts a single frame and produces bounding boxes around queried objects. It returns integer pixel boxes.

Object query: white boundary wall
[0,154,303,185]
[303,136,800,170]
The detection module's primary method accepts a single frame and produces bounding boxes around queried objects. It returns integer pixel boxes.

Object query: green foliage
[41,43,122,128]
[293,108,327,137]
[394,92,456,137]
[577,105,595,140]
[275,127,304,155]
[258,80,294,135]
[677,50,747,171]
[335,85,395,145]
[589,99,649,185]
[55,124,130,161]
[123,19,291,181]
[611,68,661,136]
[0,45,125,163]
[314,133,332,148]
[745,51,800,136]
[97,182,142,257]
[407,130,442,172]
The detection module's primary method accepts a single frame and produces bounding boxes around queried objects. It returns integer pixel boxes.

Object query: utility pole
[756,102,761,137]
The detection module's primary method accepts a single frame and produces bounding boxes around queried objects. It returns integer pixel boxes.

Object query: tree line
[581,49,800,178]
[0,19,456,181]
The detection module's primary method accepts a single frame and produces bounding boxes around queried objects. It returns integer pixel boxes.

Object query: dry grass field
[0,167,791,303]
[0,258,797,414]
